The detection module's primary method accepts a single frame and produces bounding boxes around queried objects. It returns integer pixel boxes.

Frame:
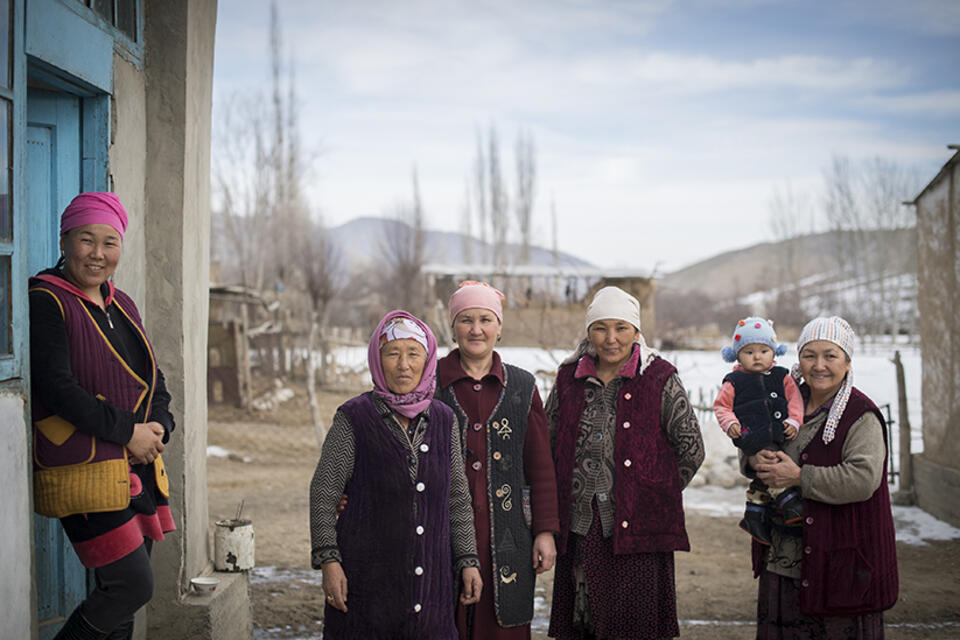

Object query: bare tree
[514,129,536,264]
[766,183,813,327]
[488,127,509,269]
[821,155,920,337]
[378,168,427,315]
[459,180,474,265]
[473,131,489,263]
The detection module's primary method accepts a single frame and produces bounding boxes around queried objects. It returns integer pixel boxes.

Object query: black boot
[739,503,772,546]
[53,609,106,640]
[776,488,804,525]
[104,619,134,640]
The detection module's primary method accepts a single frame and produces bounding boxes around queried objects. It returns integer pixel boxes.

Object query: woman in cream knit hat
[547,286,705,640]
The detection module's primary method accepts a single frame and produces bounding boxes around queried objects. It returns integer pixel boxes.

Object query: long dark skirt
[549,506,678,640]
[757,570,885,640]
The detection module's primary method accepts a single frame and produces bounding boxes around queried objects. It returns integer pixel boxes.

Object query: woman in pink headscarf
[309,310,482,639]
[435,281,559,640]
[29,193,175,639]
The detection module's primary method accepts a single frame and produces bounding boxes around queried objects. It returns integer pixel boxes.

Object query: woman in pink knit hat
[745,316,898,639]
[29,193,175,639]
[435,281,559,640]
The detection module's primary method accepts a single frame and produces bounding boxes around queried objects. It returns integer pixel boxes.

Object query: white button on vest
[416,482,426,492]
[624,459,632,467]
[624,393,632,400]
[416,525,424,535]
[621,520,629,528]
[420,443,429,452]
[414,604,422,613]
[415,566,424,575]
[623,421,631,429]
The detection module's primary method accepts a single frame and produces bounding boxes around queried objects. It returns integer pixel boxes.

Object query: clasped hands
[127,421,165,464]
[750,449,802,489]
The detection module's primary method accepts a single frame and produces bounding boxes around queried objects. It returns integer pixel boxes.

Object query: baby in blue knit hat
[713,317,804,546]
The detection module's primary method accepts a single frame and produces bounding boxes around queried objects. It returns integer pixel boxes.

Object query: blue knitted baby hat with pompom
[721,317,788,363]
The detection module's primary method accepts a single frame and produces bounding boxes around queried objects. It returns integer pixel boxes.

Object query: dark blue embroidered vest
[722,366,789,455]
[437,363,536,627]
[325,394,457,640]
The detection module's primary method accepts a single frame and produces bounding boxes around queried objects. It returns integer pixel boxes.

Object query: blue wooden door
[27,87,91,640]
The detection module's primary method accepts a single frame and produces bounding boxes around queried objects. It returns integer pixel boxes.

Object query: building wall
[915,151,960,527]
[0,392,33,640]
[916,155,959,468]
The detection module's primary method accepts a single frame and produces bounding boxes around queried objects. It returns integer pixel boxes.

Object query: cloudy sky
[212,0,960,272]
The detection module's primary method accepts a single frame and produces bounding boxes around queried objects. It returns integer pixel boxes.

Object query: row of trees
[765,156,920,337]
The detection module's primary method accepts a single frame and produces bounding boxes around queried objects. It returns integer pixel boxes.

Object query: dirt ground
[207,382,960,639]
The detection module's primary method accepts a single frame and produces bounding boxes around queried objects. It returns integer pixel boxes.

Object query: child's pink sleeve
[782,373,804,428]
[713,382,739,432]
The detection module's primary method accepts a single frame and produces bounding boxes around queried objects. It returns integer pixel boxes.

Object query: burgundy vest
[751,388,899,616]
[553,356,689,555]
[325,394,457,640]
[30,275,157,470]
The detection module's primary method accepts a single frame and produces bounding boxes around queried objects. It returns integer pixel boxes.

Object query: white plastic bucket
[214,518,255,571]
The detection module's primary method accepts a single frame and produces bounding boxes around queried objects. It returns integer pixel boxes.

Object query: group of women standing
[35,192,899,640]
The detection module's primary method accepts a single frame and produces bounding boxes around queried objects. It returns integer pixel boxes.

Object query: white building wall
[0,393,34,640]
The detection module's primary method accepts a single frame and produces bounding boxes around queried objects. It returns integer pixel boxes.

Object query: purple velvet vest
[30,275,157,470]
[325,393,457,640]
[751,388,899,616]
[553,356,689,555]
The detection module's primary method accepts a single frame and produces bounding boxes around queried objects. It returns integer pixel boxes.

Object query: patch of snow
[206,445,230,458]
[892,505,960,546]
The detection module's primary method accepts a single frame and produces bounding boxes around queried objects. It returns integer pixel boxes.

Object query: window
[0,1,11,359]
[76,0,138,42]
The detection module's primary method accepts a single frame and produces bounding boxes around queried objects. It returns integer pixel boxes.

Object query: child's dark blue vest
[723,366,789,455]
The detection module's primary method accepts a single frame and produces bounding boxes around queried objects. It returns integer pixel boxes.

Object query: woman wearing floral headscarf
[745,316,898,639]
[30,193,175,640]
[309,310,482,639]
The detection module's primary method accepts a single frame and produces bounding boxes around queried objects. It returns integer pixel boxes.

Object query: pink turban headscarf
[368,310,438,419]
[60,192,129,239]
[448,280,505,325]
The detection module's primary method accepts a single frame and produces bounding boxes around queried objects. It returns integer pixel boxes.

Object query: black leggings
[80,540,154,632]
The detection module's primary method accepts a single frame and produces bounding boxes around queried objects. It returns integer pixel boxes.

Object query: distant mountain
[327,216,593,270]
[659,229,916,299]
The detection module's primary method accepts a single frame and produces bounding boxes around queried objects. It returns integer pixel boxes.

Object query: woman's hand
[322,561,348,612]
[747,449,779,471]
[459,566,482,605]
[755,451,802,489]
[532,532,557,574]
[127,422,165,464]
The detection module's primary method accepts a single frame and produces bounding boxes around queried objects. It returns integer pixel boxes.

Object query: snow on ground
[683,485,960,546]
[206,445,230,458]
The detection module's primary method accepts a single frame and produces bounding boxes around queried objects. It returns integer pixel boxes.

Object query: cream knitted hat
[584,286,641,333]
[792,316,856,445]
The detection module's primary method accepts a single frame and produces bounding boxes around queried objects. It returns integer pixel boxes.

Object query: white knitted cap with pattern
[791,316,856,444]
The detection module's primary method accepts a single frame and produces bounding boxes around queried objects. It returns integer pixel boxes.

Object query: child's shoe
[775,488,803,525]
[739,503,772,546]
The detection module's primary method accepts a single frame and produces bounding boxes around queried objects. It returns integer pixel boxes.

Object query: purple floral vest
[30,275,157,470]
[553,356,689,555]
[324,393,457,640]
[752,388,899,616]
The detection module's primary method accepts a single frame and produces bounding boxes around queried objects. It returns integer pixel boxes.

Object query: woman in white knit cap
[745,316,898,639]
[546,286,704,640]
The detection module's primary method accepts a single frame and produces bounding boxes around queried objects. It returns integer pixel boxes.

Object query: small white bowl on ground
[191,577,220,594]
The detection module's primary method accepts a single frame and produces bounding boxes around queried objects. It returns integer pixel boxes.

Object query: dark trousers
[80,540,154,633]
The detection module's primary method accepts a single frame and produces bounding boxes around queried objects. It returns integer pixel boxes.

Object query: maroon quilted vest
[30,274,157,469]
[553,356,689,555]
[751,387,899,616]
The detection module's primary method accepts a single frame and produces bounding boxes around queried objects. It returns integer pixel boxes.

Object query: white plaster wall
[110,56,149,307]
[917,159,959,469]
[0,392,34,640]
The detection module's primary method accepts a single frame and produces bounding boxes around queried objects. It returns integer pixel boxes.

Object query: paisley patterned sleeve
[449,421,480,573]
[661,373,705,489]
[544,384,560,451]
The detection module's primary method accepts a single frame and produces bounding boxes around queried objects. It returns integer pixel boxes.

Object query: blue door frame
[26,86,92,639]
